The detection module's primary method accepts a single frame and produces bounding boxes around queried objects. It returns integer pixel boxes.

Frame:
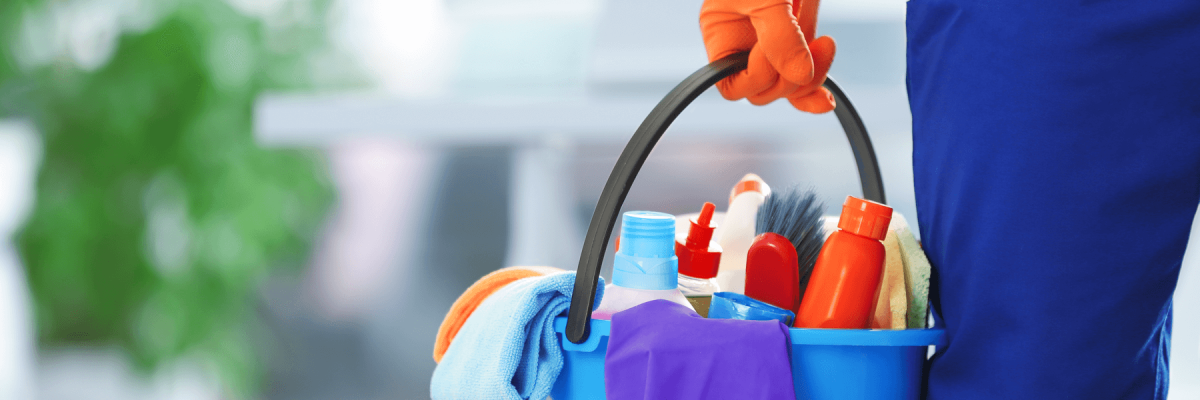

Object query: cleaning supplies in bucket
[796,196,893,329]
[745,187,825,314]
[714,174,770,294]
[592,211,694,319]
[441,54,950,400]
[676,202,722,317]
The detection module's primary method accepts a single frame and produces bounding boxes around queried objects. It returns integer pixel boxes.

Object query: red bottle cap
[677,202,722,279]
[836,196,893,241]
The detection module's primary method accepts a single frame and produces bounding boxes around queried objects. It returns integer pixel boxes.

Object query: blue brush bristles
[756,186,826,300]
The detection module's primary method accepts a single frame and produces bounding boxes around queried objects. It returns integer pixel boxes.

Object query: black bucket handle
[565,51,886,344]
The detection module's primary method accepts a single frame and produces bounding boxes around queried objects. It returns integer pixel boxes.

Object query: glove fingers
[786,37,836,113]
[787,36,836,100]
[793,0,820,41]
[788,86,835,113]
[747,76,798,105]
[749,3,814,86]
[716,45,781,100]
[810,35,836,73]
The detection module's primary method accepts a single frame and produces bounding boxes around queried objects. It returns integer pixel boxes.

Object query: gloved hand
[700,0,836,113]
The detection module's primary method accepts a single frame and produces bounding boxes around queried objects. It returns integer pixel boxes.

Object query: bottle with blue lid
[592,211,696,320]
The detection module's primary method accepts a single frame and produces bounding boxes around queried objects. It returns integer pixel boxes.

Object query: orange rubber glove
[700,0,836,113]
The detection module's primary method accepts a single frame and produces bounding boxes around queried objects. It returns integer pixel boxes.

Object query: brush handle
[566,51,886,344]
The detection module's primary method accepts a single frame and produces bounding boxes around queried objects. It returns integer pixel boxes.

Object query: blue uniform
[907,0,1200,398]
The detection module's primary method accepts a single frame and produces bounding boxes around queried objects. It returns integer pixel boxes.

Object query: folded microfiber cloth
[434,266,565,363]
[605,300,795,400]
[870,231,908,330]
[888,214,931,329]
[431,271,603,400]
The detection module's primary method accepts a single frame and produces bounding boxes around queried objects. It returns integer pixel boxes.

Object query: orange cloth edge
[433,266,564,363]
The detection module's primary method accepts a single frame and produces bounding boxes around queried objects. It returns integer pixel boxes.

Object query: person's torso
[906,1,1200,398]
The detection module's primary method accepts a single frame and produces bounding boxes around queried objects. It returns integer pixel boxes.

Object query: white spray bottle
[713,173,770,294]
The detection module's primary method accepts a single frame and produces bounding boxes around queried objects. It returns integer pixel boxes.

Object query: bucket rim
[788,327,946,347]
[554,317,945,348]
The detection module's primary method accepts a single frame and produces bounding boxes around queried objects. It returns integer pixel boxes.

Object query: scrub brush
[744,187,826,312]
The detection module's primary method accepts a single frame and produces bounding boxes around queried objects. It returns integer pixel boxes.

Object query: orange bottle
[795,196,893,329]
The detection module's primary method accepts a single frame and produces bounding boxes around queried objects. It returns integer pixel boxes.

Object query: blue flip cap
[708,292,796,325]
[612,211,678,290]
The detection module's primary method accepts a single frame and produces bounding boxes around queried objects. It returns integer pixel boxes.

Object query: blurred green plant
[0,0,343,394]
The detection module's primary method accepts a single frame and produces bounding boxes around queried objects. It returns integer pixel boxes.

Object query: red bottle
[795,196,893,329]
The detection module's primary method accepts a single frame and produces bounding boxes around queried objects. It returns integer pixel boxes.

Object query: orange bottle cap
[728,173,771,204]
[836,196,893,241]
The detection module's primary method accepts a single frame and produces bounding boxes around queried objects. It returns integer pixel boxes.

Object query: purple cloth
[604,300,796,399]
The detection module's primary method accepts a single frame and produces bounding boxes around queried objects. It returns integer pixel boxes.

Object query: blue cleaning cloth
[431,272,603,400]
[605,300,795,400]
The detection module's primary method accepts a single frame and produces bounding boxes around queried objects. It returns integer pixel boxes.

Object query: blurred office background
[0,0,1195,398]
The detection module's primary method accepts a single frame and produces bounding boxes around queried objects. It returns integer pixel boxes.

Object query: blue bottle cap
[613,211,678,290]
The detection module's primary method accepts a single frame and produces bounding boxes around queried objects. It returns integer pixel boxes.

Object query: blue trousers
[907,0,1200,398]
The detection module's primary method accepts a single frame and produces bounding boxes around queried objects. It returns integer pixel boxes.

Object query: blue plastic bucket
[550,317,946,400]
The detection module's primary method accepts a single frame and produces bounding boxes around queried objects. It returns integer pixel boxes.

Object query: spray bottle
[676,202,722,317]
[714,173,770,294]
